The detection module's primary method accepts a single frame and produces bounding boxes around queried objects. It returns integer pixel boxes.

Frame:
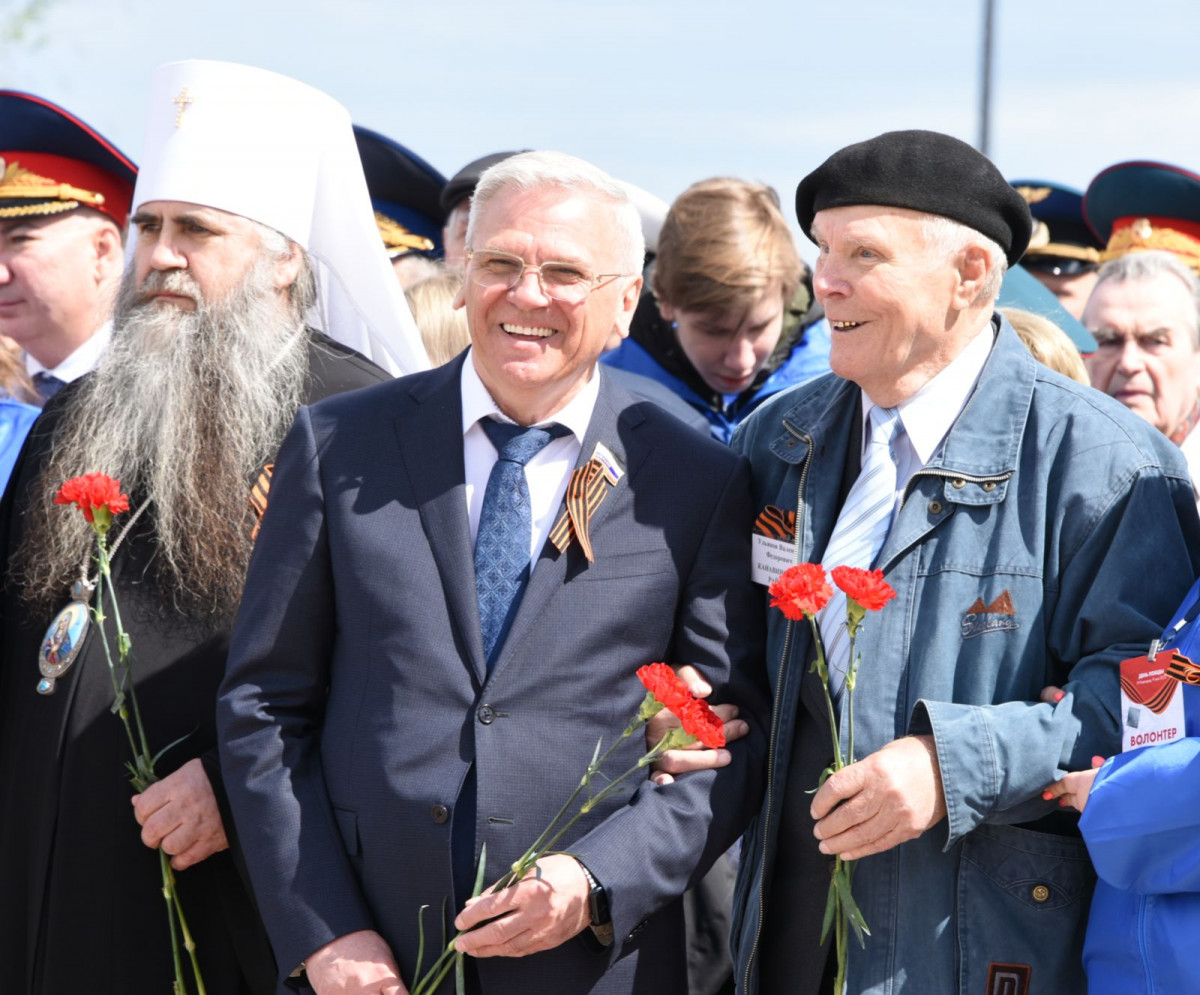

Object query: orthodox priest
[0,61,428,995]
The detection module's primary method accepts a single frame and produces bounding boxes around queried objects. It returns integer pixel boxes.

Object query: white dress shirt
[461,349,599,563]
[860,321,994,520]
[24,321,113,384]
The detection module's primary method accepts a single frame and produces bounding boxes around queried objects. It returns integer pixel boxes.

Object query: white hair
[920,214,1008,305]
[466,150,646,274]
[1092,250,1200,348]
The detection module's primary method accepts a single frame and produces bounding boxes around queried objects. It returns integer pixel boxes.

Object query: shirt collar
[25,322,113,383]
[460,347,599,443]
[861,320,994,465]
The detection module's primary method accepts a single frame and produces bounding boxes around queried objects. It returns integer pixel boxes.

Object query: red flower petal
[637,663,725,748]
[768,563,833,621]
[830,566,896,612]
[54,473,130,523]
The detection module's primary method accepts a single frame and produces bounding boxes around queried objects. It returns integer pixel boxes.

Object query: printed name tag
[1120,653,1186,751]
[751,534,794,587]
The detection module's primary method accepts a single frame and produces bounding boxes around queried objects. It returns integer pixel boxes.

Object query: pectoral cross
[172,87,193,128]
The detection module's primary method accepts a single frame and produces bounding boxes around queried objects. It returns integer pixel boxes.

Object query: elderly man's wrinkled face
[1083,272,1200,437]
[811,205,965,404]
[458,185,640,423]
[130,201,299,311]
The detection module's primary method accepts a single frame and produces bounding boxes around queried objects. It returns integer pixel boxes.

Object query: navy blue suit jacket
[218,356,768,994]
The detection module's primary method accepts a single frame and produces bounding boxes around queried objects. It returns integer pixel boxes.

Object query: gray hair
[1092,250,1200,348]
[256,221,317,314]
[920,214,1008,305]
[466,150,646,274]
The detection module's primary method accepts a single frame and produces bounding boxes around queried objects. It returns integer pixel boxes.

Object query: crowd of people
[2,59,1200,995]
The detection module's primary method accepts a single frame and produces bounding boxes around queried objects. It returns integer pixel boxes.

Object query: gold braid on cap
[1104,219,1200,274]
[1024,242,1102,264]
[374,211,435,257]
[0,160,106,210]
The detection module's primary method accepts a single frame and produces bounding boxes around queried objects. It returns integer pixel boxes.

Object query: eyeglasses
[465,248,630,304]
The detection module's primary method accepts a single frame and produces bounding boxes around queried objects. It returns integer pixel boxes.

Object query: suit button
[431,804,450,824]
[1031,884,1050,903]
[478,704,495,725]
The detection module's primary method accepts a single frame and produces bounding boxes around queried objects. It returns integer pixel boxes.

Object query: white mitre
[131,60,430,376]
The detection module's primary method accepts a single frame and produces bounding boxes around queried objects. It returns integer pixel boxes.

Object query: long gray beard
[16,258,310,615]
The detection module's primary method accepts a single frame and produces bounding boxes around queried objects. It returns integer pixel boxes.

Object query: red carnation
[831,566,896,612]
[677,696,726,749]
[637,663,725,748]
[637,662,692,714]
[769,563,833,621]
[54,472,130,530]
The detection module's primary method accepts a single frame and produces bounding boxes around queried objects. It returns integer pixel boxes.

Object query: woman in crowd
[602,177,829,442]
[0,336,38,490]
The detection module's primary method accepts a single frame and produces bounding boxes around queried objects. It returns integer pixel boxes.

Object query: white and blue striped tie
[818,405,904,701]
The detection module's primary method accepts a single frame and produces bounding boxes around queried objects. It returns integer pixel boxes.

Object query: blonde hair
[653,177,803,315]
[0,336,37,404]
[1001,307,1088,384]
[405,268,471,367]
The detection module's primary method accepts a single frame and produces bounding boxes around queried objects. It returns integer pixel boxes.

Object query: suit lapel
[488,372,648,684]
[393,356,487,684]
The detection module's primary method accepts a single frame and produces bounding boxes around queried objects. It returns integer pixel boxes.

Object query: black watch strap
[578,861,611,927]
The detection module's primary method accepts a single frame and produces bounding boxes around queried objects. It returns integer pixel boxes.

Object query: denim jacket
[729,319,1200,994]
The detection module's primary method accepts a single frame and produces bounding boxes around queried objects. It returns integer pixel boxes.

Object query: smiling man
[0,61,425,995]
[1082,251,1200,504]
[729,130,1200,994]
[217,150,768,995]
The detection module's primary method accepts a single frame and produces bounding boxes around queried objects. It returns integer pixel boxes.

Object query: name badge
[751,504,797,587]
[1120,652,1186,751]
[751,535,794,587]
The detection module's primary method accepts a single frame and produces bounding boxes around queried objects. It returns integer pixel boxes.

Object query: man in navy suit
[218,151,768,995]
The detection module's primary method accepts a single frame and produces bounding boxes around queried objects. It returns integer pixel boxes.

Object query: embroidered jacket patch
[961,590,1019,639]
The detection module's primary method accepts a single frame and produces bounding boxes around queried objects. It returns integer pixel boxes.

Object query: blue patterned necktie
[474,418,567,668]
[818,405,904,701]
[32,372,66,403]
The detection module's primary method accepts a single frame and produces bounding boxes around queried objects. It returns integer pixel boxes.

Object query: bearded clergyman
[0,60,428,995]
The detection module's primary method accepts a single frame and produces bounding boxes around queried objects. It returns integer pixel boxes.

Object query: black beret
[440,151,525,217]
[796,130,1033,266]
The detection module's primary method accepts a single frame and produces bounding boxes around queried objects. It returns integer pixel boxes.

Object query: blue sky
[4,0,1198,258]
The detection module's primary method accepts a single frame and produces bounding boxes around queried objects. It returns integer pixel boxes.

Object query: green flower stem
[834,865,848,995]
[89,526,206,995]
[497,713,647,890]
[160,849,186,994]
[806,617,845,773]
[165,859,208,995]
[409,730,680,995]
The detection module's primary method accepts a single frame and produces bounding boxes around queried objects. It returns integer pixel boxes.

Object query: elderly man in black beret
[725,130,1200,993]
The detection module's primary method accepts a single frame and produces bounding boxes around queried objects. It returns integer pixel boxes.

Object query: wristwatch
[577,860,613,947]
[578,861,611,927]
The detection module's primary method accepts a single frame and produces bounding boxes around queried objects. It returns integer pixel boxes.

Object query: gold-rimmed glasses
[465,248,631,304]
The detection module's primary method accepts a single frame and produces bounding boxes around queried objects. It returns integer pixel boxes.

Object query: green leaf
[151,728,197,768]
[833,870,872,946]
[819,876,838,945]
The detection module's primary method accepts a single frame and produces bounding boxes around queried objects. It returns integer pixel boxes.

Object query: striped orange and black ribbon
[1166,651,1200,686]
[549,458,612,562]
[754,504,795,541]
[249,463,274,541]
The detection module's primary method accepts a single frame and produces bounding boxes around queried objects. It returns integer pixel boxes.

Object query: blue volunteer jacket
[1080,577,1200,994]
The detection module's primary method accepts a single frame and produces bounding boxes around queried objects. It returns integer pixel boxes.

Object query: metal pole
[979,0,996,155]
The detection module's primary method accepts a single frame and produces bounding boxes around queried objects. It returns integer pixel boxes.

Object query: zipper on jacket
[742,421,811,993]
[899,467,1013,509]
